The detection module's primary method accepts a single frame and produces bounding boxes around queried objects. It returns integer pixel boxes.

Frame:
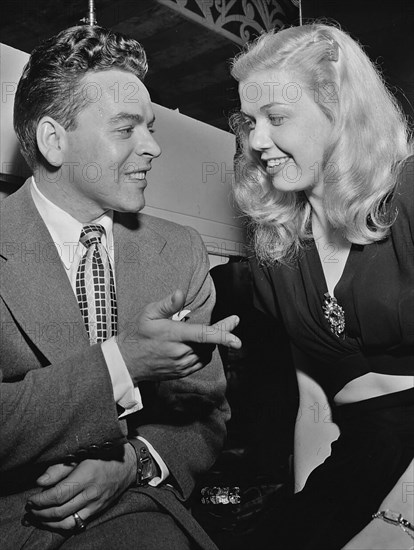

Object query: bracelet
[200,486,241,505]
[373,509,414,543]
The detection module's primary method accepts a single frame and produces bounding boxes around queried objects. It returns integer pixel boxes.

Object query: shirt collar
[30,176,114,269]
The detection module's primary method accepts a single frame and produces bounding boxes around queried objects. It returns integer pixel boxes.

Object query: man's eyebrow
[108,113,155,125]
[260,101,289,111]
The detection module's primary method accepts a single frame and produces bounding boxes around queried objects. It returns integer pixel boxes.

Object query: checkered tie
[76,224,117,345]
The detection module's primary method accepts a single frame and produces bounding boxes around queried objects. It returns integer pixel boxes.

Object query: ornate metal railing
[156,0,297,45]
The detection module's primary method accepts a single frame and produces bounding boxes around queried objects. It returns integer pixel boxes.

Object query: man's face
[58,69,161,221]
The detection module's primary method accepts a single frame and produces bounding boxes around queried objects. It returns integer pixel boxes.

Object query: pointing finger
[176,317,242,349]
[212,315,240,333]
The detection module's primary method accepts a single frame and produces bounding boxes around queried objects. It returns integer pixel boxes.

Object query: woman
[230,22,414,549]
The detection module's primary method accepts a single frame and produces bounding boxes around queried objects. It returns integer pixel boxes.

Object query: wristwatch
[135,444,154,486]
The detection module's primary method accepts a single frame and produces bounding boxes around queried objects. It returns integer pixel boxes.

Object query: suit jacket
[0,179,229,549]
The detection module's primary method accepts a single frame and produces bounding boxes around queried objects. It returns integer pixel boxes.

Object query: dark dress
[249,157,414,549]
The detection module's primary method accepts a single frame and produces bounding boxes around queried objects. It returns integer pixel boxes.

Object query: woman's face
[239,69,333,198]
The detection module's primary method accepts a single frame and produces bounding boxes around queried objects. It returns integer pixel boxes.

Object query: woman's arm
[343,460,414,549]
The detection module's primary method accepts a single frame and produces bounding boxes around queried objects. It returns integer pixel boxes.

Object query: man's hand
[117,289,241,384]
[26,443,137,531]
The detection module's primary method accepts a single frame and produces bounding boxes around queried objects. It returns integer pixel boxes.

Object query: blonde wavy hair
[230,22,412,264]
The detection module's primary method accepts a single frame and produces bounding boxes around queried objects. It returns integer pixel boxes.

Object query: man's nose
[136,130,162,159]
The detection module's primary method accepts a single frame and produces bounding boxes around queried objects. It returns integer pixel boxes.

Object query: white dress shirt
[30,177,168,484]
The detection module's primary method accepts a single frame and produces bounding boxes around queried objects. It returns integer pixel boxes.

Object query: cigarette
[171,309,191,322]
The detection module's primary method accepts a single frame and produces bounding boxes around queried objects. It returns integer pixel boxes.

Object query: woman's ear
[36,116,67,167]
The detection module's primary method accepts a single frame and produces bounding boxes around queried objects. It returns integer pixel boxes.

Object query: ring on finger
[73,511,86,533]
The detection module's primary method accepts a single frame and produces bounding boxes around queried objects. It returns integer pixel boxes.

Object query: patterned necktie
[76,224,117,345]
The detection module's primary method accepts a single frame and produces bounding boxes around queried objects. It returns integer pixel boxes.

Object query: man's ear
[36,116,67,167]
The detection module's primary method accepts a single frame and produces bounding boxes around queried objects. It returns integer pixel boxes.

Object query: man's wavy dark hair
[14,25,148,169]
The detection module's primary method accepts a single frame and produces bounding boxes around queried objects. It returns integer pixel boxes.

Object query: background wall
[0,42,246,265]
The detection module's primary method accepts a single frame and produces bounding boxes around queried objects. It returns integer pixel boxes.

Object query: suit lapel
[1,184,182,363]
[113,213,181,325]
[1,181,90,364]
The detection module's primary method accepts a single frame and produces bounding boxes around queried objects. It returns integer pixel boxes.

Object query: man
[0,25,240,549]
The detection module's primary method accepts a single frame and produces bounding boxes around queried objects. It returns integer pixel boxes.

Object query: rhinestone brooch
[322,292,345,338]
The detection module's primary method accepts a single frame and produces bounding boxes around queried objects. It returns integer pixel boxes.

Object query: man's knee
[60,511,194,550]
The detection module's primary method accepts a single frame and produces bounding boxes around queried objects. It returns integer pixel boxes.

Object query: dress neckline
[307,239,362,301]
[301,239,362,339]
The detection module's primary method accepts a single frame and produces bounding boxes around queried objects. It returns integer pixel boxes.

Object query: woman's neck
[306,191,331,239]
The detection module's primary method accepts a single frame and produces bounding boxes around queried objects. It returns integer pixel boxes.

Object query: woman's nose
[249,123,273,152]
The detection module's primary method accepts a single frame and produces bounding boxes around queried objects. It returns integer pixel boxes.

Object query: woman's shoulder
[394,155,414,204]
[390,154,414,239]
